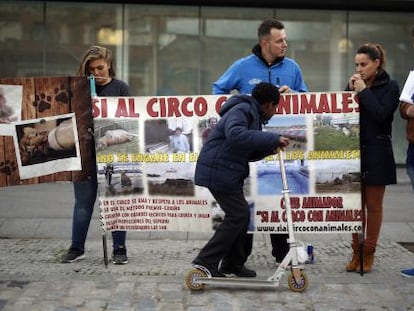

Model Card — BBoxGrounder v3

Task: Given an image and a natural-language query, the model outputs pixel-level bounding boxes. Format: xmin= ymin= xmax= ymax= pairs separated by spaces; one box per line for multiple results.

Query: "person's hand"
xmin=279 ymin=85 xmax=291 ymax=93
xmin=92 ymin=96 xmax=99 ymax=105
xmin=406 ymin=104 xmax=414 ymax=118
xmin=349 ymin=74 xmax=366 ymax=92
xmin=278 ymin=136 xmax=290 ymax=149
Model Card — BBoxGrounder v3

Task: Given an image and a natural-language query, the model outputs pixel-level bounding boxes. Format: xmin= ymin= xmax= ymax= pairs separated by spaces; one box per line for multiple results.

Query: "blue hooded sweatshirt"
xmin=213 ymin=44 xmax=308 ymax=95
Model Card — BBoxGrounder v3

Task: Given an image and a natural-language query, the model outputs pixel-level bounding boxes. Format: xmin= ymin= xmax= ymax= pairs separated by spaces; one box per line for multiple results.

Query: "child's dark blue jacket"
xmin=194 ymin=94 xmax=281 ymax=192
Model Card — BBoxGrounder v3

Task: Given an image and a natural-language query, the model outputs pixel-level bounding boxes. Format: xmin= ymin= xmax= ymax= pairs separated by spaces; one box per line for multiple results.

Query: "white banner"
xmin=95 ymin=92 xmax=362 ymax=234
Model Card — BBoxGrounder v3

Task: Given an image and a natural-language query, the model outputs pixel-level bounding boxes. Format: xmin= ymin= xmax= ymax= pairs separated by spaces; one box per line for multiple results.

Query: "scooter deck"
xmin=194 ymin=276 xmax=280 ymax=288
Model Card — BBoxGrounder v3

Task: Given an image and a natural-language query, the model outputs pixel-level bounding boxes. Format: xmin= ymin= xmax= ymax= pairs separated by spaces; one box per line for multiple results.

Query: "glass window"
xmin=0 ymin=1 xmax=44 ymax=77
xmin=200 ymin=7 xmax=272 ymax=94
xmin=275 ymin=9 xmax=348 ymax=92
xmin=125 ymin=5 xmax=200 ymax=96
xmin=44 ymin=2 xmax=123 ymax=78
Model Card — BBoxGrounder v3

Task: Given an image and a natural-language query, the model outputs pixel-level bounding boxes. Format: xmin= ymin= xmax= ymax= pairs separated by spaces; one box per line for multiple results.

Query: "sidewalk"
xmin=0 ymin=168 xmax=413 ymax=310
xmin=1 ymin=238 xmax=414 ymax=310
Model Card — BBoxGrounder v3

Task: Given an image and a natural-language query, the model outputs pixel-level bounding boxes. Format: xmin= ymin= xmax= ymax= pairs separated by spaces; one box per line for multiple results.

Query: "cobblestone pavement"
xmin=1 ymin=238 xmax=414 ymax=311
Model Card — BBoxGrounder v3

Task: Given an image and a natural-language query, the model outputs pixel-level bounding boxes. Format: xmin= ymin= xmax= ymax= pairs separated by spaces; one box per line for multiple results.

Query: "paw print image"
xmin=54 ymin=84 xmax=70 ymax=104
xmin=33 ymin=93 xmax=51 ymax=112
xmin=0 ymin=160 xmax=17 ymax=176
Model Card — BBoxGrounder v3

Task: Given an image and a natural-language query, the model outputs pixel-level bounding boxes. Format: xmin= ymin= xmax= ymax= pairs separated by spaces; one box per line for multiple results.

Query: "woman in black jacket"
xmin=345 ymin=43 xmax=400 ymax=273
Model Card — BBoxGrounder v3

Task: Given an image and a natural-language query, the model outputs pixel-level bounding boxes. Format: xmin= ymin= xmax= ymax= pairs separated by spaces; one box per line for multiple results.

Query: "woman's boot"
xmin=346 ymin=234 xmax=359 ymax=272
xmin=356 ymin=245 xmax=375 ymax=273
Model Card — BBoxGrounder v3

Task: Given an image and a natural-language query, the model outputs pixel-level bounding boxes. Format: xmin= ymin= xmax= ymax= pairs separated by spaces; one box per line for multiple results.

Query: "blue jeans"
xmin=407 ymin=143 xmax=414 ymax=193
xmin=71 ymin=177 xmax=126 ymax=251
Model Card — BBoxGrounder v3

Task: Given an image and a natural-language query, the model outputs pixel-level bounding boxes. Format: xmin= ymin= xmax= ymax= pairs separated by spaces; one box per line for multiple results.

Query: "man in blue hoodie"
xmin=213 ymin=19 xmax=307 ymax=95
xmin=212 ymin=18 xmax=308 ymax=264
xmin=192 ymin=82 xmax=289 ymax=277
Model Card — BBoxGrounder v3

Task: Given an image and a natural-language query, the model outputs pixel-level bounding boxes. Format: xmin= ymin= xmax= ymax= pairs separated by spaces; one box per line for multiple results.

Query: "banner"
xmin=95 ymin=92 xmax=362 ymax=234
xmin=0 ymin=77 xmax=93 ymax=186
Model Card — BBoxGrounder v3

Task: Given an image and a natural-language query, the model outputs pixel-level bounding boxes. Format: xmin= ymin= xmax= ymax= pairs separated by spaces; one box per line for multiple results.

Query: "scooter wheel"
xmin=287 ymin=270 xmax=308 ymax=292
xmin=185 ymin=268 xmax=207 ymax=290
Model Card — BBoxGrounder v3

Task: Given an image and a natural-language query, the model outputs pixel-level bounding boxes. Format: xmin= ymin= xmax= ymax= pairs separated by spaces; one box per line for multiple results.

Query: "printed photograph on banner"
xmin=257 ymin=115 xmax=309 ymax=195
xmin=94 ymin=119 xmax=139 ymax=154
xmin=145 ymin=118 xmax=193 ymax=154
xmin=198 ymin=116 xmax=218 ymax=146
xmin=97 ymin=162 xmax=144 ymax=197
xmin=314 ymin=159 xmax=360 ymax=193
xmin=167 ymin=117 xmax=193 ymax=152
xmin=257 ymin=158 xmax=309 ymax=195
xmin=144 ymin=119 xmax=171 ymax=153
xmin=311 ymin=113 xmax=360 ymax=193
xmin=313 ymin=113 xmax=359 ymax=150
xmin=269 ymin=115 xmax=307 ymax=151
xmin=13 ymin=113 xmax=81 ymax=179
xmin=0 ymin=84 xmax=23 ymax=136
xmin=145 ymin=162 xmax=195 ymax=196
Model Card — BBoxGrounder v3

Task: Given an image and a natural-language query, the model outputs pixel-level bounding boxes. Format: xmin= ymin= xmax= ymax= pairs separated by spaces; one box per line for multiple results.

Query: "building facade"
xmin=1 ymin=0 xmax=414 ymax=163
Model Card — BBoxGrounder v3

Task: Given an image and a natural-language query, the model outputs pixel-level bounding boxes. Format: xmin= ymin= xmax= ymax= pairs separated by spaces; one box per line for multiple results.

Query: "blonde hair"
xmin=77 ymin=45 xmax=116 ymax=77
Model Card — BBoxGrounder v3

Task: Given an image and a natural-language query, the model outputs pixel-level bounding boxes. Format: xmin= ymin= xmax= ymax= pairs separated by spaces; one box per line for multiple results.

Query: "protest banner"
xmin=95 ymin=92 xmax=362 ymax=234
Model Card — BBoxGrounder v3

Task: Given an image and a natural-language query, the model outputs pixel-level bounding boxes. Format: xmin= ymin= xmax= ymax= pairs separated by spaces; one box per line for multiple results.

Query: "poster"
xmin=0 ymin=76 xmax=93 ymax=186
xmin=95 ymin=92 xmax=362 ymax=234
xmin=13 ymin=113 xmax=81 ymax=179
xmin=0 ymin=84 xmax=23 ymax=135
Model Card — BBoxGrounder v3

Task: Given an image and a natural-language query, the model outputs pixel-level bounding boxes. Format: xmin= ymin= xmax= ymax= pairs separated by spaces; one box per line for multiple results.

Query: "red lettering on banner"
xmin=276 ymin=92 xmax=357 ymax=115
xmin=302 ymin=196 xmax=343 ymax=208
xmin=146 ymin=96 xmax=208 ymax=117
xmin=351 ymin=93 xmax=360 ymax=112
xmin=194 ymin=97 xmax=208 ymax=116
xmin=330 ymin=93 xmax=341 ymax=113
xmin=342 ymin=93 xmax=354 ymax=113
xmin=215 ymin=96 xmax=228 ymax=114
xmin=93 ymin=98 xmax=107 ymax=118
xmin=115 ymin=98 xmax=140 ymax=118
xmin=297 ymin=94 xmax=315 ymax=114
xmin=147 ymin=98 xmax=161 ymax=117
xmin=166 ymin=97 xmax=180 ymax=116
xmin=318 ymin=94 xmax=330 ymax=113
xmin=181 ymin=97 xmax=192 ymax=116
xmin=257 ymin=210 xmax=269 ymax=223
xmin=280 ymin=196 xmax=301 ymax=209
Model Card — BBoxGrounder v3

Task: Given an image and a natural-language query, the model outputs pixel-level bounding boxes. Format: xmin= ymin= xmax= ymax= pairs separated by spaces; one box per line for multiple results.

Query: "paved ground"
xmin=0 ymin=168 xmax=414 ymax=310
xmin=1 ymin=238 xmax=414 ymax=311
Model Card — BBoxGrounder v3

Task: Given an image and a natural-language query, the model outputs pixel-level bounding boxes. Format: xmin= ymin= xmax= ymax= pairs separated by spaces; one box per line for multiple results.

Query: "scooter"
xmin=185 ymin=149 xmax=309 ymax=292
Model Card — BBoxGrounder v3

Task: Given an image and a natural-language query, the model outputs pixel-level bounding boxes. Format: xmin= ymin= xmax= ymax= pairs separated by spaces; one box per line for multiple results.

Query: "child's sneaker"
xmin=401 ymin=267 xmax=414 ymax=278
xmin=192 ymin=259 xmax=225 ymax=277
